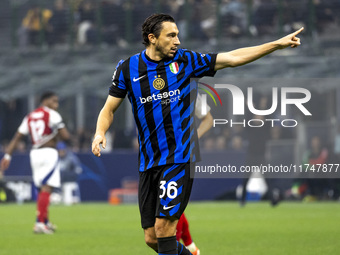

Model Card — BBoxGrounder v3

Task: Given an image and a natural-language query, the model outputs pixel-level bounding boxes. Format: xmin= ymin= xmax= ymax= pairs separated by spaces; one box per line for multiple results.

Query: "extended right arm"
xmin=214 ymin=28 xmax=303 ymax=70
xmin=92 ymin=95 xmax=124 ymax=157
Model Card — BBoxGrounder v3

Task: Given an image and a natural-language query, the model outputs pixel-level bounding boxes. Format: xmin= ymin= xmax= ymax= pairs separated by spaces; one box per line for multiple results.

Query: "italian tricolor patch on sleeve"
xmin=169 ymin=62 xmax=179 ymax=74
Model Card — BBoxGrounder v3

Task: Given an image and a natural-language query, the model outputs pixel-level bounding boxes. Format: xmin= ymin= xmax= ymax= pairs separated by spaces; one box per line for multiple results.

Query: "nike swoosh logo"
xmin=133 ymin=75 xmax=146 ymax=82
xmin=163 ymin=205 xmax=176 ymax=210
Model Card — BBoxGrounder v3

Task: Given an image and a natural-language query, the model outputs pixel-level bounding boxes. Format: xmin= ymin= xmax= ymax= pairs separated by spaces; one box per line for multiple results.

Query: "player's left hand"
xmin=92 ymin=134 xmax=106 ymax=157
xmin=275 ymin=27 xmax=304 ymax=49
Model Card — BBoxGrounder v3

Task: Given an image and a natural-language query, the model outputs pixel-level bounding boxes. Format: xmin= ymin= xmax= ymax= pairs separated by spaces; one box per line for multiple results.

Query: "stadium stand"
xmin=1 ymin=0 xmax=340 ymax=202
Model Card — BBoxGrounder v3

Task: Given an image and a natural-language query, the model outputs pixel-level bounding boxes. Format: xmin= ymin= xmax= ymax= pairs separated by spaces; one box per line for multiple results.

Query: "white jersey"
xmin=18 ymin=106 xmax=65 ymax=149
xmin=195 ymin=93 xmax=211 ymax=119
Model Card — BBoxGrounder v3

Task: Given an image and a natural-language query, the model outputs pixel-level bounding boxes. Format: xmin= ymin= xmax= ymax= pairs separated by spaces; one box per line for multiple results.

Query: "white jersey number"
xmin=29 ymin=119 xmax=46 ymax=143
xmin=159 ymin=181 xmax=178 ymax=199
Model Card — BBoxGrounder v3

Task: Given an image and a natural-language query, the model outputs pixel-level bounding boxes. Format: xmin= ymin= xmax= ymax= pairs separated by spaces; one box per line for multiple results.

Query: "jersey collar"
xmin=142 ymin=50 xmax=177 ymax=66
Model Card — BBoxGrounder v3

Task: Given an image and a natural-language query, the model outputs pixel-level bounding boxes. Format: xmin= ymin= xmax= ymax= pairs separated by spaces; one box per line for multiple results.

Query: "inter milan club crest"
xmin=153 ymin=76 xmax=165 ymax=90
xmin=169 ymin=62 xmax=179 ymax=74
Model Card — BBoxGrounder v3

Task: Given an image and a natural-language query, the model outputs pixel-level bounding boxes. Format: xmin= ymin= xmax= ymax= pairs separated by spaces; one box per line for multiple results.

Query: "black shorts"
xmin=138 ymin=163 xmax=194 ymax=229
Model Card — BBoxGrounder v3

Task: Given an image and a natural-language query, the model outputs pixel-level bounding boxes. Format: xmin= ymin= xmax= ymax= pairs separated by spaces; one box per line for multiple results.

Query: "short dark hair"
xmin=40 ymin=91 xmax=57 ymax=103
xmin=142 ymin=13 xmax=176 ymax=46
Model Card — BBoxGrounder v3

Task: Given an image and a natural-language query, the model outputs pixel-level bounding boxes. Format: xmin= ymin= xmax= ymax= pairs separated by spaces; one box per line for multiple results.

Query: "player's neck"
xmin=41 ymin=103 xmax=53 ymax=110
xmin=145 ymin=47 xmax=163 ymax=62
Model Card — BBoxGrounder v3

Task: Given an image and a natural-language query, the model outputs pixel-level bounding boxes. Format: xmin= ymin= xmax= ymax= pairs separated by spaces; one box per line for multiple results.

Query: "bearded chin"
xmin=155 ymin=43 xmax=170 ymax=58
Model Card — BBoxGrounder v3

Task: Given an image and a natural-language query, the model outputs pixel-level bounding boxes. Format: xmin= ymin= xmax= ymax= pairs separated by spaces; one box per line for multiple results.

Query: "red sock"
xmin=180 ymin=213 xmax=193 ymax=246
xmin=176 ymin=214 xmax=184 ymax=241
xmin=37 ymin=191 xmax=50 ymax=223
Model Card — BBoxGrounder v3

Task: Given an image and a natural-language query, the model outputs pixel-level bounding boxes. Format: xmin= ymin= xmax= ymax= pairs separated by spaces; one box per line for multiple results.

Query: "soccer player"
xmin=92 ymin=14 xmax=303 ymax=255
xmin=0 ymin=92 xmax=70 ymax=234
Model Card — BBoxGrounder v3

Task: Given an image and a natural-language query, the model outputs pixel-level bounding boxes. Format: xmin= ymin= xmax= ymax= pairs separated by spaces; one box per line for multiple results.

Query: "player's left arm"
xmin=0 ymin=132 xmax=25 ymax=171
xmin=197 ymin=111 xmax=213 ymax=139
xmin=214 ymin=27 xmax=303 ymax=70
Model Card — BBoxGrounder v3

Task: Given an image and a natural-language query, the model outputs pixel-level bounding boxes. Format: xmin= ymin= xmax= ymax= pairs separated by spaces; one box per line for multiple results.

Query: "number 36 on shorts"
xmin=159 ymin=181 xmax=178 ymax=199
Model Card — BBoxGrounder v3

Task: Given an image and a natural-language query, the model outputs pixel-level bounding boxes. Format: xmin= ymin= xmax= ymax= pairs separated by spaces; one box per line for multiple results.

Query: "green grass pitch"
xmin=0 ymin=202 xmax=339 ymax=254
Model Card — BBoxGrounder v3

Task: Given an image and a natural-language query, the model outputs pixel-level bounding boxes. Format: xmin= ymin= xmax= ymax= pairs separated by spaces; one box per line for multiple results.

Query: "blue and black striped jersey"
xmin=109 ymin=49 xmax=217 ymax=172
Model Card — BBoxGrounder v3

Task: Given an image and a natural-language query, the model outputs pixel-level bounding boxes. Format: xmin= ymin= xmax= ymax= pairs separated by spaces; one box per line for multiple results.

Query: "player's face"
xmin=155 ymin=22 xmax=180 ymax=59
xmin=47 ymin=95 xmax=59 ymax=110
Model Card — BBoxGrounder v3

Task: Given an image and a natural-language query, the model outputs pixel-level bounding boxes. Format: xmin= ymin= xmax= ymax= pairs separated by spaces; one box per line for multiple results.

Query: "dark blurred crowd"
xmin=16 ymin=0 xmax=340 ymax=48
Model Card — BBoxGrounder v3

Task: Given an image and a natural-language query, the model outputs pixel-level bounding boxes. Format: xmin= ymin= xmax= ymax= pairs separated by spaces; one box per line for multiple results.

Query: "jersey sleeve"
xmin=49 ymin=110 xmax=65 ymax=130
xmin=17 ymin=116 xmax=29 ymax=135
xmin=187 ymin=51 xmax=217 ymax=78
xmin=109 ymin=60 xmax=127 ymax=98
xmin=195 ymin=93 xmax=211 ymax=119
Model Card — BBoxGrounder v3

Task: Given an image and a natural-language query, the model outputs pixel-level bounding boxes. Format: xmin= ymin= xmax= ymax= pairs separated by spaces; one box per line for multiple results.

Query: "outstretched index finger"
xmin=293 ymin=27 xmax=304 ymax=36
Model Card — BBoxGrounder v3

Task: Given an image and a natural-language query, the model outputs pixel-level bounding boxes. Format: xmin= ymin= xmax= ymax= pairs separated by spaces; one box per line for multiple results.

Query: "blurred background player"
xmin=176 ymin=93 xmax=213 ymax=255
xmin=0 ymin=91 xmax=70 ymax=234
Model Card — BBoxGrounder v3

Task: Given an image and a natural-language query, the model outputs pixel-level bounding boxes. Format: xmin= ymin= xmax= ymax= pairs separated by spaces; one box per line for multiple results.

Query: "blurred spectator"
xmin=220 ymin=0 xmax=247 ymax=37
xmin=49 ymin=0 xmax=70 ymax=45
xmin=202 ymin=136 xmax=215 ymax=151
xmin=177 ymin=0 xmax=209 ymax=42
xmin=314 ymin=0 xmax=336 ymax=34
xmin=57 ymin=142 xmax=82 ymax=205
xmin=230 ymin=125 xmax=245 ymax=140
xmin=76 ymin=128 xmax=93 ymax=152
xmin=220 ymin=127 xmax=231 ymax=144
xmin=76 ymin=0 xmax=97 ymax=45
xmin=229 ymin=135 xmax=245 ymax=151
xmin=57 ymin=142 xmax=82 ymax=183
xmin=270 ymin=124 xmax=293 ymax=141
xmin=215 ymin=135 xmax=228 ymax=150
xmin=17 ymin=5 xmax=53 ymax=48
xmin=249 ymin=0 xmax=277 ymax=36
xmin=100 ymin=0 xmax=125 ymax=46
xmin=159 ymin=0 xmax=174 ymax=16
xmin=167 ymin=0 xmax=181 ymax=18
xmin=304 ymin=136 xmax=328 ymax=168
xmin=133 ymin=0 xmax=157 ymax=43
xmin=197 ymin=0 xmax=217 ymax=42
xmin=119 ymin=0 xmax=135 ymax=43
xmin=281 ymin=0 xmax=306 ymax=33
xmin=270 ymin=125 xmax=282 ymax=140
